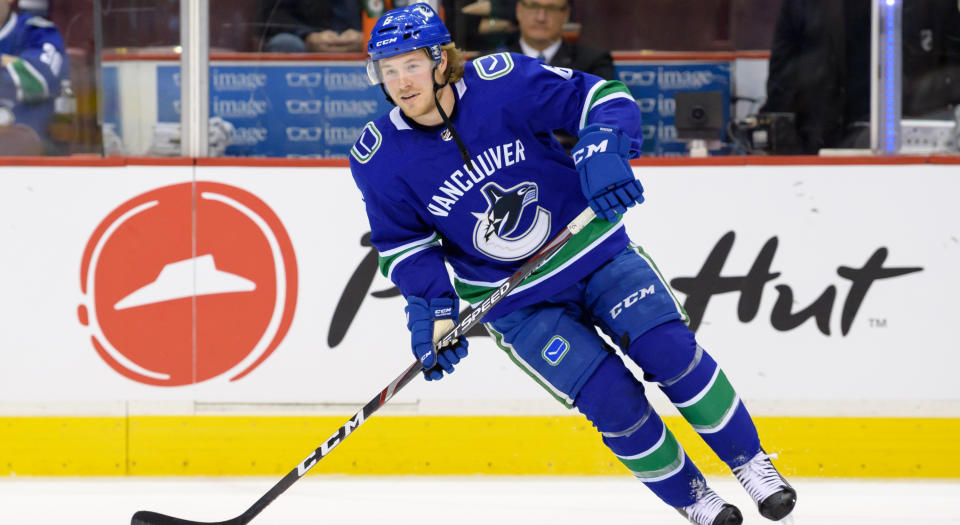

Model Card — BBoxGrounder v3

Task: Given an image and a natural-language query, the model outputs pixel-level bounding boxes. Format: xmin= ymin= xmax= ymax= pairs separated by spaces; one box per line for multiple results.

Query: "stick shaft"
xmin=131 ymin=207 xmax=596 ymax=525
xmin=437 ymin=207 xmax=595 ymax=348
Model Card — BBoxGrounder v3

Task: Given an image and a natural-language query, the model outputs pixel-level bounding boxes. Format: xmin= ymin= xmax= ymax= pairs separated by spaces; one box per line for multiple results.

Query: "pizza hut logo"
xmin=77 ymin=182 xmax=298 ymax=386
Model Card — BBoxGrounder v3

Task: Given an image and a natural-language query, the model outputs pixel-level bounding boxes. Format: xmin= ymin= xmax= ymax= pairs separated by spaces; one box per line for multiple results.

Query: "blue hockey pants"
xmin=486 ymin=246 xmax=761 ymax=507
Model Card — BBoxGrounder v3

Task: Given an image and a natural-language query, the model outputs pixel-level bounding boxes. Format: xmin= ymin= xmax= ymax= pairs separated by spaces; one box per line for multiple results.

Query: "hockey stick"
xmin=131 ymin=207 xmax=597 ymax=525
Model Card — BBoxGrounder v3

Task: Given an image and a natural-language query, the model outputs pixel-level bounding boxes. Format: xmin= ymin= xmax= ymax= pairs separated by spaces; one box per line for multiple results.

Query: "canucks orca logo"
xmin=472 ymin=182 xmax=551 ymax=261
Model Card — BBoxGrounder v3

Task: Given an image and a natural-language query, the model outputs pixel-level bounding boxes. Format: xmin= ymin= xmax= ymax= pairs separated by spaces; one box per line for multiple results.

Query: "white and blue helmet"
xmin=365 ymin=3 xmax=452 ymax=85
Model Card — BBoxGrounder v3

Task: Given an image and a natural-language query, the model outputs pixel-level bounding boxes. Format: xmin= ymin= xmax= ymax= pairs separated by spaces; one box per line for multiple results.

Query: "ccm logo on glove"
xmin=573 ymin=124 xmax=644 ymax=222
xmin=573 ymin=140 xmax=608 ymax=164
xmin=405 ymin=295 xmax=470 ymax=381
xmin=572 ymin=127 xmax=616 ymax=165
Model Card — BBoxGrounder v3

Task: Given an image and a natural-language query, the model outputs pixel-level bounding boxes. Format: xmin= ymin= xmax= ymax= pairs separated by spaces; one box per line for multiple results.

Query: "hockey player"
xmin=0 ymin=0 xmax=69 ymax=149
xmin=349 ymin=5 xmax=797 ymax=524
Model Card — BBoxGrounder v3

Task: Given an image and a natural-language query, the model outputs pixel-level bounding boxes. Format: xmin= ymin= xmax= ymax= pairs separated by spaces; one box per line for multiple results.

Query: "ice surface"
xmin=1 ymin=476 xmax=957 ymax=524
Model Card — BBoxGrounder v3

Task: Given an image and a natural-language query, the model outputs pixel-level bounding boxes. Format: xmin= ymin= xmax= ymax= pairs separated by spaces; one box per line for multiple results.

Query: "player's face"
xmin=379 ymin=49 xmax=444 ymax=122
xmin=516 ymin=0 xmax=569 ymax=48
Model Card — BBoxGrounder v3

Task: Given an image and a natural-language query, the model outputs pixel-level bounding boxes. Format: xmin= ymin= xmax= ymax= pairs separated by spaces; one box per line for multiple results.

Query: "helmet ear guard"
xmin=365 ymin=60 xmax=382 ymax=86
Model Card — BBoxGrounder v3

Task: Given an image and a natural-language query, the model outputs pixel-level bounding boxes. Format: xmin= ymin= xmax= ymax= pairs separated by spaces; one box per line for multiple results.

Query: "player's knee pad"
xmin=627 ymin=321 xmax=724 ymax=405
xmin=630 ymin=322 xmax=746 ymax=438
xmin=625 ymin=320 xmax=701 ymax=384
xmin=576 ymin=354 xmax=648 ymax=432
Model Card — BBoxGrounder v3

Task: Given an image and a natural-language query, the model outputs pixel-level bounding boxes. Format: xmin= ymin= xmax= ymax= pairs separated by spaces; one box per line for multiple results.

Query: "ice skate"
xmin=676 ymin=487 xmax=743 ymax=525
xmin=732 ymin=450 xmax=797 ymax=521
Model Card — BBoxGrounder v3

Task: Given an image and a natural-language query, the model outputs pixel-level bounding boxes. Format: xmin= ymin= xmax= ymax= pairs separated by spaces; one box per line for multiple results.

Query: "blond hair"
xmin=441 ymin=43 xmax=466 ymax=84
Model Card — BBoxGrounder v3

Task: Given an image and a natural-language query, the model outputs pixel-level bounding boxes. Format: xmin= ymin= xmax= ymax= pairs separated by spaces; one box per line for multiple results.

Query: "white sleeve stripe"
xmin=19 ymin=59 xmax=50 ymax=98
xmin=387 ymin=242 xmax=440 ymax=281
xmin=580 ymin=91 xmax=637 ymax=130
xmin=0 ymin=12 xmax=17 ymax=41
xmin=454 ymin=274 xmax=508 ymax=288
xmin=4 ymin=63 xmax=22 ymax=102
xmin=378 ymin=232 xmax=440 ymax=257
xmin=591 ymin=92 xmax=636 ymax=110
xmin=578 ymin=80 xmax=606 ymax=131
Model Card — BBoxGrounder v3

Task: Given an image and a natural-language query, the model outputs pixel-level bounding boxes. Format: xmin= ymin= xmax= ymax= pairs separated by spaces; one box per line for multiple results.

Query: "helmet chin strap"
xmin=379 ymin=84 xmax=395 ymax=106
xmin=378 ymin=55 xmax=476 ymax=173
xmin=431 ymin=64 xmax=477 ymax=174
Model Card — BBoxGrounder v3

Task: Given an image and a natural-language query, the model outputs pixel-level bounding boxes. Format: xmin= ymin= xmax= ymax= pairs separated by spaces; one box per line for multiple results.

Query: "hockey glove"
xmin=573 ymin=123 xmax=644 ymax=222
xmin=405 ymin=296 xmax=469 ymax=381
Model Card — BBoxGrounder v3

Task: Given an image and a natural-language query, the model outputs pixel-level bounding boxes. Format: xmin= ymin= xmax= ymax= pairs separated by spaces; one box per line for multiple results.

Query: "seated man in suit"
xmin=259 ymin=0 xmax=363 ymax=53
xmin=509 ymin=0 xmax=615 ymax=150
xmin=510 ymin=0 xmax=613 ymax=80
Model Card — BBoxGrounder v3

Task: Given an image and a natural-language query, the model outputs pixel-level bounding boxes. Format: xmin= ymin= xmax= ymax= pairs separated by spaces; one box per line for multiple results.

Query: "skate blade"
xmin=778 ymin=514 xmax=796 ymax=525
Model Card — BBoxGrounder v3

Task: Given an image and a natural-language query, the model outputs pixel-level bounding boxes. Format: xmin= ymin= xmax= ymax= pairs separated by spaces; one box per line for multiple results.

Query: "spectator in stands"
xmin=901 ymin=0 xmax=960 ymax=120
xmin=508 ymin=0 xmax=613 ymax=80
xmin=460 ymin=0 xmax=613 ymax=78
xmin=259 ymin=0 xmax=363 ymax=53
xmin=760 ymin=1 xmax=863 ymax=154
xmin=761 ymin=0 xmax=960 ymax=154
xmin=0 ymin=0 xmax=69 ymax=153
xmin=456 ymin=0 xmax=517 ymax=50
xmin=493 ymin=0 xmax=613 ymax=151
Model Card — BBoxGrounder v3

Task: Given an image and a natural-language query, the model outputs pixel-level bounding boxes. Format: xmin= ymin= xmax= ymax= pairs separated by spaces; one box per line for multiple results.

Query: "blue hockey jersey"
xmin=350 ymin=52 xmax=641 ymax=320
xmin=0 ymin=11 xmax=69 ymax=140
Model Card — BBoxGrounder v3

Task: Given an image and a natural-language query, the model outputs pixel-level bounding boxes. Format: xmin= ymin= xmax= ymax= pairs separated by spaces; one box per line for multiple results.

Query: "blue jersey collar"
xmin=391 ymin=77 xmax=468 ymax=133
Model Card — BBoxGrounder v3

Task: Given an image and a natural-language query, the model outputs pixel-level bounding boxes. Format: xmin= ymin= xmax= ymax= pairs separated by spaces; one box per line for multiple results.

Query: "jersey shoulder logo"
xmin=351 ymin=121 xmax=382 ymax=164
xmin=474 ymin=53 xmax=515 ymax=80
xmin=471 ymin=181 xmax=551 ymax=261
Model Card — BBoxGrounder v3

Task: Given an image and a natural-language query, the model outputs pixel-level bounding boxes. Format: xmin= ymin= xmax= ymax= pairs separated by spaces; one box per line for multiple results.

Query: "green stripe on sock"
xmin=676 ymin=369 xmax=738 ymax=431
xmin=617 ymin=427 xmax=684 ymax=480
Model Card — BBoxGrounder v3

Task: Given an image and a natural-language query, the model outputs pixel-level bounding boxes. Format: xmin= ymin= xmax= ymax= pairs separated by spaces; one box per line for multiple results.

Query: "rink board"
xmin=2 ymin=415 xmax=959 ymax=478
xmin=0 ymin=160 xmax=958 ymax=477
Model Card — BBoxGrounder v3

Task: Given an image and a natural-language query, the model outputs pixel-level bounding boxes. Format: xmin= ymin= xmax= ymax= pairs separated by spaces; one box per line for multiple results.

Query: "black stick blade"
xmin=131 ymin=510 xmax=244 ymax=525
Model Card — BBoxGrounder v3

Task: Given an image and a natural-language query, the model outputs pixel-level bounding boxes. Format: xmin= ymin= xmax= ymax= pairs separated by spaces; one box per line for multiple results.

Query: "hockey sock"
xmin=626 ymin=321 xmax=761 ymax=468
xmin=607 ymin=416 xmax=708 ymax=507
xmin=576 ymin=353 xmax=707 ymax=507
